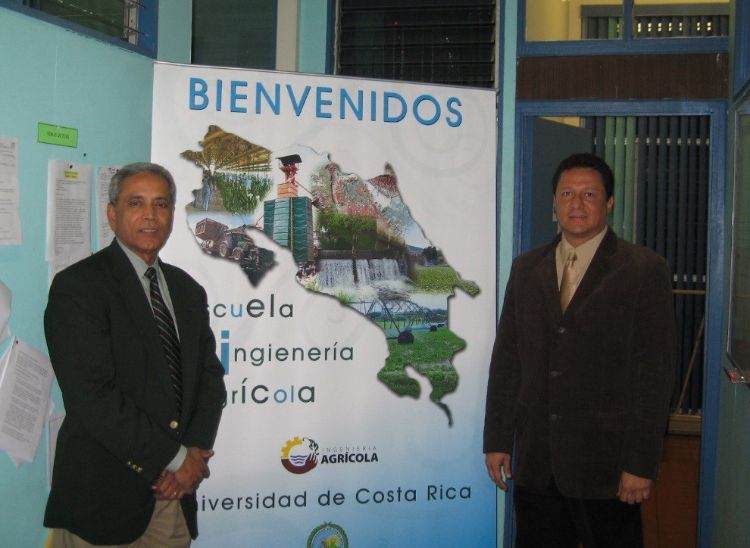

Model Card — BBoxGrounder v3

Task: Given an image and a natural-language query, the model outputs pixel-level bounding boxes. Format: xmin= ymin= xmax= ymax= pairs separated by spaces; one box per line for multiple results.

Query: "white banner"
xmin=152 ymin=62 xmax=498 ymax=547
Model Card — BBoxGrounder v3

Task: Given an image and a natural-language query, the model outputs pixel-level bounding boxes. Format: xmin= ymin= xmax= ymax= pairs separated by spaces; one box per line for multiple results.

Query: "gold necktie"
xmin=560 ymin=251 xmax=577 ymax=313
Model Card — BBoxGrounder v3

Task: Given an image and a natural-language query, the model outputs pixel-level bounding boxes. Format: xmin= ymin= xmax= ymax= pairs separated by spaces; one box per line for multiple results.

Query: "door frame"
xmin=511 ymin=100 xmax=727 ymax=548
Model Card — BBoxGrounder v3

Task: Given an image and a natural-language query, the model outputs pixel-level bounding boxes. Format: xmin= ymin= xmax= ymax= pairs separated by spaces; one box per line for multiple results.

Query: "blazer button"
xmin=557 ymin=327 xmax=566 ymax=334
xmin=550 ymin=370 xmax=561 ymax=378
xmin=550 ymin=413 xmax=559 ymax=421
xmin=169 ymin=420 xmax=179 ymax=430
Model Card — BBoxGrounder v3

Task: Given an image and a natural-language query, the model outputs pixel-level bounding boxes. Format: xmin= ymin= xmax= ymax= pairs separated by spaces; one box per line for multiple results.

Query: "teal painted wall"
xmin=297 ymin=0 xmax=329 ymax=74
xmin=712 ymin=69 xmax=750 ymax=546
xmin=498 ymin=2 xmax=516 ymax=297
xmin=493 ymin=2 xmax=516 ymax=546
xmin=713 ymin=376 xmax=750 ymax=548
xmin=712 ymin=3 xmax=750 ymax=546
xmin=158 ymin=0 xmax=193 ymax=64
xmin=0 ymin=3 xmax=190 ymax=545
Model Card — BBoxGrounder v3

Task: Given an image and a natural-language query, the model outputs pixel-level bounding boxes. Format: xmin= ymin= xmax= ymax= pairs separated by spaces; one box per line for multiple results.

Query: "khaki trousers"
xmin=50 ymin=500 xmax=191 ymax=548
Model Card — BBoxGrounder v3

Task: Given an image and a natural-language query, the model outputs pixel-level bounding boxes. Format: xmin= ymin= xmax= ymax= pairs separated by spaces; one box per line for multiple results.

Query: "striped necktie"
xmin=145 ymin=267 xmax=183 ymax=413
xmin=560 ymin=251 xmax=577 ymax=313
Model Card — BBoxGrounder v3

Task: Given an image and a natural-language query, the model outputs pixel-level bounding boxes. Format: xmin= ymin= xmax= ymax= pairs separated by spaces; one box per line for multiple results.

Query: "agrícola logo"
xmin=282 ymin=436 xmax=380 ymax=474
xmin=280 ymin=437 xmax=319 ymax=474
xmin=307 ymin=522 xmax=348 ymax=548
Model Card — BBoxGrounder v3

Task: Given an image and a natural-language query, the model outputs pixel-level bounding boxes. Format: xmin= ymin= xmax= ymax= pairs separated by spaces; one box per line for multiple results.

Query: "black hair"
xmin=551 ymin=153 xmax=614 ymax=199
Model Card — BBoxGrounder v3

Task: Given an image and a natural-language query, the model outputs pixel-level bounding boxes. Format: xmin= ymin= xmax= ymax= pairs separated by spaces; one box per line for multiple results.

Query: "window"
xmin=734 ymin=0 xmax=750 ymax=96
xmin=192 ymin=0 xmax=277 ymax=70
xmin=521 ymin=0 xmax=729 ymax=55
xmin=336 ymin=0 xmax=497 ymax=88
xmin=728 ymin=99 xmax=750 ymax=380
xmin=582 ymin=3 xmax=729 ymax=40
xmin=525 ymin=0 xmax=625 ymax=42
xmin=1 ymin=0 xmax=156 ymax=54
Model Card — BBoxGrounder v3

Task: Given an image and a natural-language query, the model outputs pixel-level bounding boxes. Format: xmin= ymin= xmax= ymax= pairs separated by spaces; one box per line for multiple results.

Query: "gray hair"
xmin=109 ymin=162 xmax=177 ymax=205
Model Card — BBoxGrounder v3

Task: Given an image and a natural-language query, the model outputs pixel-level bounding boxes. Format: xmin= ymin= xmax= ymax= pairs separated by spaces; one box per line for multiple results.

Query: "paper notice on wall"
xmin=46 ymin=160 xmax=92 ymax=273
xmin=0 ymin=136 xmax=21 ymax=245
xmin=0 ymin=338 xmax=54 ymax=464
xmin=96 ymin=166 xmax=119 ymax=250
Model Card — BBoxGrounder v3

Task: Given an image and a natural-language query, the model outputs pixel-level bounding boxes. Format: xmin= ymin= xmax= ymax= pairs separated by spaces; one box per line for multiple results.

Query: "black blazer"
xmin=44 ymin=241 xmax=226 ymax=544
xmin=484 ymin=229 xmax=675 ymax=499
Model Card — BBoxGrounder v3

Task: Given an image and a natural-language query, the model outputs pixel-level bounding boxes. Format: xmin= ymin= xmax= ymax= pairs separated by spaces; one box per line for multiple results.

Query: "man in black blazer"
xmin=484 ymin=153 xmax=675 ymax=547
xmin=44 ymin=163 xmax=226 ymax=546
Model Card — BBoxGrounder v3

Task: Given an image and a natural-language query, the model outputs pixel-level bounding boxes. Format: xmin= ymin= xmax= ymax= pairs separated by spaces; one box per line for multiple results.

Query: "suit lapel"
xmin=537 ymin=237 xmax=563 ymax=324
xmin=564 ymin=228 xmax=617 ymax=314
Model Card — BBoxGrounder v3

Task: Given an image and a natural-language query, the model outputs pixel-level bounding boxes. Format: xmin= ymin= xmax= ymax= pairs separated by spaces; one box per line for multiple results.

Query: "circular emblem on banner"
xmin=281 ymin=436 xmax=319 ymax=474
xmin=307 ymin=522 xmax=349 ymax=548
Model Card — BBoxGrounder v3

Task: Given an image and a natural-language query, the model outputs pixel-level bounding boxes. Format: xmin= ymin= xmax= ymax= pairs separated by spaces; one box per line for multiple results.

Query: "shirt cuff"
xmin=166 ymin=445 xmax=187 ymax=473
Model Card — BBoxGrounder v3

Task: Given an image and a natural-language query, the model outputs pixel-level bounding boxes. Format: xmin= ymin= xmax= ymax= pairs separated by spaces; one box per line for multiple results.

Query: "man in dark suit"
xmin=484 ymin=153 xmax=675 ymax=547
xmin=44 ymin=163 xmax=226 ymax=547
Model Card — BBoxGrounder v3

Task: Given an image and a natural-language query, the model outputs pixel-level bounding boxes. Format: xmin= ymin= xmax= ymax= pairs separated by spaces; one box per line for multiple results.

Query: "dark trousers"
xmin=514 ymin=479 xmax=643 ymax=548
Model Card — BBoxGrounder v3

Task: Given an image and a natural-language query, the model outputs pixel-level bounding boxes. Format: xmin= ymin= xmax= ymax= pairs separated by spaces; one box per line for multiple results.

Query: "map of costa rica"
xmin=181 ymin=125 xmax=479 ymax=425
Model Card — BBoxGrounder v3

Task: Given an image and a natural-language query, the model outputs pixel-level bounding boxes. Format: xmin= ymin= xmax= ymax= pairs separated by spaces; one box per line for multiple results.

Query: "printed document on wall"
xmin=96 ymin=166 xmax=119 ymax=250
xmin=46 ymin=160 xmax=92 ymax=274
xmin=0 ymin=136 xmax=21 ymax=245
xmin=0 ymin=338 xmax=54 ymax=463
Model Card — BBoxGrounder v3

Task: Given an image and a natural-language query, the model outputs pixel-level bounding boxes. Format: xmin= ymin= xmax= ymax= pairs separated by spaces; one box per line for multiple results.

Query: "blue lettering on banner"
xmin=256 ymin=82 xmax=280 ymax=114
xmin=383 ymin=92 xmax=407 ymax=123
xmin=224 ymin=379 xmax=316 ymax=406
xmin=220 ymin=330 xmax=230 ymax=374
xmin=230 ymin=81 xmax=248 ymax=113
xmin=340 ymin=89 xmax=364 ymax=120
xmin=287 ymin=84 xmax=311 ymax=116
xmin=316 ymin=87 xmax=333 ymax=118
xmin=413 ymin=94 xmax=441 ymax=126
xmin=445 ymin=97 xmax=463 ymax=127
xmin=189 ymin=77 xmax=208 ymax=110
xmin=187 ymin=77 xmax=464 ymax=127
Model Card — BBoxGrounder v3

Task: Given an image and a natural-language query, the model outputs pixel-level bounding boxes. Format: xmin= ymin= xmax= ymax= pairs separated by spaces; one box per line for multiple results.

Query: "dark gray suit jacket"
xmin=44 ymin=241 xmax=226 ymax=543
xmin=484 ymin=229 xmax=675 ymax=499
